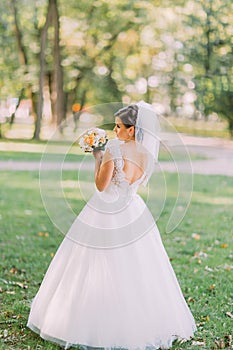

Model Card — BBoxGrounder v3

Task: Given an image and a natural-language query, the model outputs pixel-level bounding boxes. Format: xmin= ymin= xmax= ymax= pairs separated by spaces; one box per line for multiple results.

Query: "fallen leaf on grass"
xmin=9 ymin=267 xmax=26 ymax=275
xmin=209 ymin=284 xmax=216 ymax=291
xmin=9 ymin=267 xmax=18 ymax=274
xmin=14 ymin=282 xmax=28 ymax=289
xmin=198 ymin=315 xmax=210 ymax=325
xmin=187 ymin=297 xmax=195 ymax=303
xmin=224 ymin=264 xmax=232 ymax=271
xmin=2 ymin=280 xmax=28 ymax=290
xmin=214 ymin=335 xmax=233 ymax=349
xmin=215 ymin=339 xmax=225 ymax=349
xmin=192 ymin=233 xmax=201 ymax=240
xmin=220 ymin=243 xmax=228 ymax=248
xmin=192 ymin=340 xmax=205 ymax=346
xmin=193 ymin=251 xmax=208 ymax=258
xmin=37 ymin=231 xmax=49 ymax=237
xmin=226 ymin=311 xmax=233 ymax=319
xmin=6 ymin=291 xmax=15 ymax=295
xmin=205 ymin=266 xmax=214 ymax=272
xmin=224 ymin=335 xmax=232 ymax=347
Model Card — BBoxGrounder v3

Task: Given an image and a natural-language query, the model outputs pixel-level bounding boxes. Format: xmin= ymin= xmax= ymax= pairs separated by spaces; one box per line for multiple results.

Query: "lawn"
xmin=0 ymin=155 xmax=232 ymax=349
xmin=0 ymin=146 xmax=206 ymax=163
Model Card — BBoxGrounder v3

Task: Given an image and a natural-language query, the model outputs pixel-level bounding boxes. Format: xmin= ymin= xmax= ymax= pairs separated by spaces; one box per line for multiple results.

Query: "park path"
xmin=161 ymin=134 xmax=233 ymax=176
xmin=0 ymin=134 xmax=233 ymax=176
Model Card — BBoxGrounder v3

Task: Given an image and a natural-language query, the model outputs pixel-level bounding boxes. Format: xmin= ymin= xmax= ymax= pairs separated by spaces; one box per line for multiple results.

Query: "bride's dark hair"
xmin=114 ymin=104 xmax=138 ymax=128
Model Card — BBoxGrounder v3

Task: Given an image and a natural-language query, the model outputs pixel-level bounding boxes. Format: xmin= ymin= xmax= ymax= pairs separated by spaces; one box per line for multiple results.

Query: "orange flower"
xmin=72 ymin=103 xmax=81 ymax=113
xmin=84 ymin=136 xmax=94 ymax=146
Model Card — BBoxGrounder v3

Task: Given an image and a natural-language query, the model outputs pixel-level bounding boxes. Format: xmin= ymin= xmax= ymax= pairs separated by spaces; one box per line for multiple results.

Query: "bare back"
xmin=120 ymin=141 xmax=147 ymax=185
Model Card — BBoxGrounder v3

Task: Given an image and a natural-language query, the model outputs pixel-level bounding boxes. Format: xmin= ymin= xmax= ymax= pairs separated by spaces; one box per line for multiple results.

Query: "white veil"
xmin=135 ymin=100 xmax=161 ymax=185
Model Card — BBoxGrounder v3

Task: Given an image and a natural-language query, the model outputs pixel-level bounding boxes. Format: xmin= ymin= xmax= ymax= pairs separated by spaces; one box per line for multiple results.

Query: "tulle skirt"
xmin=27 ymin=192 xmax=196 ymax=349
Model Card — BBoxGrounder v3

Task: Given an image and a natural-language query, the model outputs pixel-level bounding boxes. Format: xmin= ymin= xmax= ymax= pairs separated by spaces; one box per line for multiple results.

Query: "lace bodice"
xmin=106 ymin=139 xmax=147 ymax=194
xmin=108 ymin=141 xmax=126 ymax=187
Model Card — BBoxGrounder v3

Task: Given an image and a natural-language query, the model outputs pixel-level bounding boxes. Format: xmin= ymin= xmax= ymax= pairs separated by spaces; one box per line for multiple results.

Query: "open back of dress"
xmin=104 ymin=138 xmax=154 ymax=190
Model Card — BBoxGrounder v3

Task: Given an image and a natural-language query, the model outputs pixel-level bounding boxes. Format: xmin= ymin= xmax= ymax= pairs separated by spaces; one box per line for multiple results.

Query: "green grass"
xmin=174 ymin=125 xmax=230 ymax=139
xmin=166 ymin=117 xmax=231 ymax=140
xmin=0 ymin=151 xmax=87 ymax=162
xmin=0 ymin=166 xmax=232 ymax=349
xmin=0 ymin=148 xmax=207 ymax=163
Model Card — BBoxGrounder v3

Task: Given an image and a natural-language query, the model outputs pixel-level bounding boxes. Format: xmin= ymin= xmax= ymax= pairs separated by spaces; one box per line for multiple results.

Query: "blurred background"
xmin=0 ymin=0 xmax=233 ymax=141
xmin=1 ymin=3 xmax=233 ymax=349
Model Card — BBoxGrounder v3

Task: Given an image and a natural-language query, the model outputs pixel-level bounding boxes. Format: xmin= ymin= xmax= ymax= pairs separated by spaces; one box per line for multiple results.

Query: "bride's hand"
xmin=92 ymin=149 xmax=103 ymax=160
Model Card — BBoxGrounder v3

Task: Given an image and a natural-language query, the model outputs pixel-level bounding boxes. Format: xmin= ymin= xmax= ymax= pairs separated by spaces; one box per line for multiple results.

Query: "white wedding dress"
xmin=27 ymin=139 xmax=196 ymax=349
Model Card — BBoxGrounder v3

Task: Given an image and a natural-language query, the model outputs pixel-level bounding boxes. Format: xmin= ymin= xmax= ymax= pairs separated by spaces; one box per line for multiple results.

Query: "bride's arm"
xmin=93 ymin=150 xmax=114 ymax=192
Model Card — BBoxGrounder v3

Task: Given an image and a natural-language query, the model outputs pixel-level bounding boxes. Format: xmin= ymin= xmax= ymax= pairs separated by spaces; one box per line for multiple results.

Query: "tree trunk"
xmin=228 ymin=118 xmax=233 ymax=138
xmin=47 ymin=71 xmax=56 ymax=124
xmin=9 ymin=88 xmax=25 ymax=125
xmin=10 ymin=0 xmax=28 ymax=67
xmin=10 ymin=0 xmax=37 ymax=130
xmin=52 ymin=0 xmax=66 ymax=128
xmin=33 ymin=0 xmax=53 ymax=140
xmin=73 ymin=89 xmax=87 ymax=131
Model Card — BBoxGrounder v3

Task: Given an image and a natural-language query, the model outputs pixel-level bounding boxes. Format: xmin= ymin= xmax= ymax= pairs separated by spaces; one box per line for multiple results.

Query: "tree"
xmin=34 ymin=0 xmax=66 ymax=139
xmin=184 ymin=0 xmax=233 ymax=135
xmin=2 ymin=0 xmax=233 ymax=139
xmin=59 ymin=1 xmax=152 ymax=108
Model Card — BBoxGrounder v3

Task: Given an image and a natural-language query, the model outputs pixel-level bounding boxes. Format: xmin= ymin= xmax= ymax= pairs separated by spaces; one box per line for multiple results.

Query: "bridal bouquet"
xmin=77 ymin=128 xmax=108 ymax=152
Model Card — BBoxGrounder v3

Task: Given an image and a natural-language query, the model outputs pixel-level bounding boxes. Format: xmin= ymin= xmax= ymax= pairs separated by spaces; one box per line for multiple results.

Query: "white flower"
xmin=77 ymin=128 xmax=108 ymax=152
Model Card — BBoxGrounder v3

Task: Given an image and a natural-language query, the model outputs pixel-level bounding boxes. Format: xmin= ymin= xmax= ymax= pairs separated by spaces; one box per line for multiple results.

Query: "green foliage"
xmin=1 ymin=0 xmax=233 ymax=136
xmin=0 ymin=4 xmax=19 ymax=97
xmin=183 ymin=0 xmax=233 ymax=132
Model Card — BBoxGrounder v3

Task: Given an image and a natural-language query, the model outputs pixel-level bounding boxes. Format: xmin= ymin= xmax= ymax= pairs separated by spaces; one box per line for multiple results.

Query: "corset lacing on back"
xmin=106 ymin=139 xmax=147 ymax=197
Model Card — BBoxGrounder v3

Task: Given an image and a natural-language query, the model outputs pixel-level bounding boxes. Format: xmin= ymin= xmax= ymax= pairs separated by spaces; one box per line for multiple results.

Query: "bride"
xmin=27 ymin=101 xmax=196 ymax=349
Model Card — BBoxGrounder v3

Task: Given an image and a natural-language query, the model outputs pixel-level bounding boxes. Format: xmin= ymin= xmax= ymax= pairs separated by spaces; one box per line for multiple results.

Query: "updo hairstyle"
xmin=114 ymin=104 xmax=138 ymax=128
